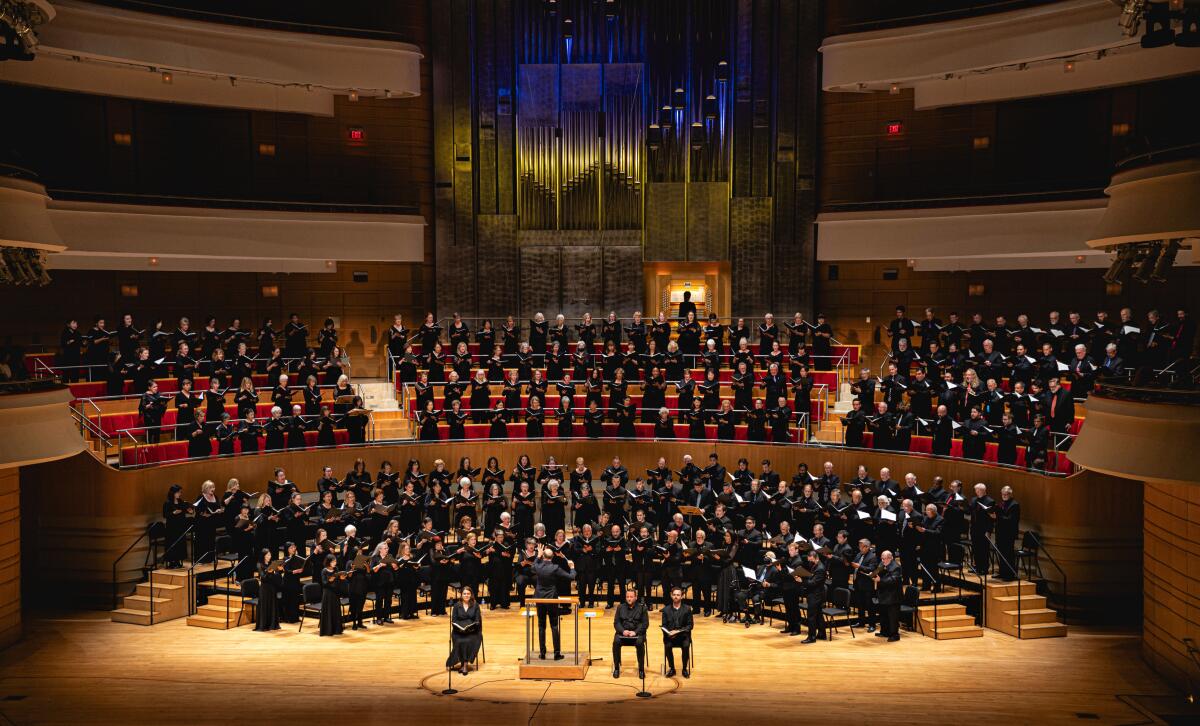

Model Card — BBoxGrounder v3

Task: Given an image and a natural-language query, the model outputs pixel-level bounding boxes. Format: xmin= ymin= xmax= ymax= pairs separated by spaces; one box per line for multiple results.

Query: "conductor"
xmin=532 ymin=545 xmax=575 ymax=660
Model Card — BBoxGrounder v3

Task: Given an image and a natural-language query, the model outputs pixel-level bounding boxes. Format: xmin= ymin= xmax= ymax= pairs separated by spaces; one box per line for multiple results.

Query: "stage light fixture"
xmin=1132 ymin=241 xmax=1162 ymax=283
xmin=1119 ymin=0 xmax=1146 ymax=36
xmin=1141 ymin=2 xmax=1176 ymax=47
xmin=1151 ymin=239 xmax=1181 ymax=282
xmin=889 ymin=83 xmax=900 ymax=95
xmin=161 ymin=70 xmax=172 ymax=84
xmin=348 ymin=90 xmax=359 ymax=102
xmin=1102 ymin=245 xmax=1138 ymax=285
xmin=1063 ymin=60 xmax=1075 ymax=72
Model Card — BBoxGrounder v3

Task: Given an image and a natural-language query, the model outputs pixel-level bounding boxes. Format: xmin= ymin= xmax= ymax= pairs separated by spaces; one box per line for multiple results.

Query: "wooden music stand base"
xmin=518 ymin=651 xmax=591 ymax=680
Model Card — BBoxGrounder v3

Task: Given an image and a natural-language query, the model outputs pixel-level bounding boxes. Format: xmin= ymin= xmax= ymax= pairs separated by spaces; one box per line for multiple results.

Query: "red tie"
xmin=1050 ymin=393 xmax=1057 ymax=420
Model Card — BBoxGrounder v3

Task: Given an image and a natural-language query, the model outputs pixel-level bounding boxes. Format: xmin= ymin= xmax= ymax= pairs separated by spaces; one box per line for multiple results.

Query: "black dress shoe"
xmin=612 ymin=667 xmax=620 ymax=678
xmin=788 ymin=630 xmax=802 ymax=636
xmin=887 ymin=635 xmax=900 ymax=642
xmin=874 ymin=631 xmax=888 ymax=637
xmin=553 ymin=653 xmax=565 ymax=661
xmin=540 ymin=652 xmax=547 ymax=659
xmin=638 ymin=669 xmax=645 ymax=679
xmin=682 ymin=668 xmax=690 ymax=678
xmin=867 ymin=625 xmax=876 ymax=633
xmin=666 ymin=667 xmax=676 ymax=677
xmin=801 ymin=637 xmax=817 ymax=644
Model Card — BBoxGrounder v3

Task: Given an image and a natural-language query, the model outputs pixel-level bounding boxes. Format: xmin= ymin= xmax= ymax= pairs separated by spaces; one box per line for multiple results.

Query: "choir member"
xmin=446 ymin=586 xmax=483 ymax=675
xmin=319 ymin=554 xmax=345 ymax=636
xmin=612 ymin=587 xmax=649 ymax=678
xmin=661 ymin=586 xmax=693 ymax=677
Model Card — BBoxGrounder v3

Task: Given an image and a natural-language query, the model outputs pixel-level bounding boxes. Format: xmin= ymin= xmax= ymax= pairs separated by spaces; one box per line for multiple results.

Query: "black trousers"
xmin=783 ymin=590 xmax=801 ymax=631
xmin=349 ymin=593 xmax=367 ymax=625
xmin=997 ymin=535 xmax=1017 ymax=579
xmin=536 ymin=603 xmax=561 ymax=655
xmin=879 ymin=601 xmax=900 ymax=637
xmin=806 ymin=596 xmax=826 ymax=638
xmin=374 ymin=583 xmax=392 ymax=621
xmin=854 ymin=587 xmax=876 ymax=627
xmin=613 ymin=636 xmax=645 ymax=669
xmin=663 ymin=636 xmax=690 ymax=670
xmin=578 ymin=570 xmax=597 ymax=607
xmin=971 ymin=532 xmax=991 ymax=574
xmin=692 ymin=576 xmax=712 ymax=611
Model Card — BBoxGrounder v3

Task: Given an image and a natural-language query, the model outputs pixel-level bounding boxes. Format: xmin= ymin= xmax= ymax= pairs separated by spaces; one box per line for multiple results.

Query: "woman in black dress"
xmin=162 ymin=485 xmax=192 ymax=568
xmin=715 ymin=399 xmax=736 ymax=441
xmin=457 ymin=532 xmax=483 ymax=597
xmin=554 ymin=396 xmax=574 ymax=439
xmin=302 ymin=375 xmax=323 ymax=416
xmin=418 ymin=400 xmax=441 ymax=441
xmin=483 ymin=480 xmax=507 ymax=534
xmin=685 ymin=398 xmax=707 ymax=440
xmin=572 ymin=482 xmax=600 ymax=529
xmin=446 ymin=587 xmax=483 ymax=675
xmin=614 ymin=395 xmax=636 ymax=439
xmin=446 ymin=399 xmax=468 ymax=440
xmin=369 ymin=541 xmax=397 ymax=625
xmin=642 ymin=368 xmax=667 ymax=423
xmin=255 ymin=548 xmax=282 ymax=632
xmin=395 ymin=541 xmax=420 ymax=620
xmin=489 ymin=402 xmax=508 ymax=439
xmin=541 ymin=479 xmax=567 ymax=535
xmin=318 ymin=554 xmax=345 ymax=636
xmin=653 ymin=407 xmax=675 ymax=439
xmin=426 ymin=480 xmax=451 ymax=533
xmin=316 ymin=406 xmax=337 ymax=447
xmin=525 ymin=398 xmax=545 ymax=438
xmin=468 ymin=370 xmax=491 ymax=423
xmin=511 ymin=479 xmax=536 ymax=540
xmin=193 ymin=480 xmax=223 ymax=563
xmin=280 ymin=540 xmax=305 ymax=623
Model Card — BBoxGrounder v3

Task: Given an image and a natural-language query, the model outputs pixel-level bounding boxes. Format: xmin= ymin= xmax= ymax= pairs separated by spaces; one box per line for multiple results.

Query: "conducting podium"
xmin=519 ymin=597 xmax=590 ymax=680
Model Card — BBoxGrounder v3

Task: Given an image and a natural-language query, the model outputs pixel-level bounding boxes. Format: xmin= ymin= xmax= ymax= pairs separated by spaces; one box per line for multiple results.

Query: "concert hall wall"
xmin=819 ymin=75 xmax=1200 ymax=210
xmin=18 ymin=442 xmax=1142 ymax=624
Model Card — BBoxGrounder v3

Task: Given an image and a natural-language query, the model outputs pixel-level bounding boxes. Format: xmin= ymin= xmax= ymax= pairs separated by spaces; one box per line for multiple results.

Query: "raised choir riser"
xmin=914 ymin=603 xmax=985 ymax=639
xmin=983 ymin=582 xmax=1068 ymax=639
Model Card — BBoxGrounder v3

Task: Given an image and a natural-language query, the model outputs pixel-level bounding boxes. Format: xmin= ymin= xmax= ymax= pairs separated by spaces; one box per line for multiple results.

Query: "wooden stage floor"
xmin=0 ymin=609 xmax=1180 ymax=725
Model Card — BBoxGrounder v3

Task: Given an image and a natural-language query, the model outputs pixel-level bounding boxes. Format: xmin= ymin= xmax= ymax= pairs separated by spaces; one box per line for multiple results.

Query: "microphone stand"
xmin=636 ymin=637 xmax=652 ymax=699
xmin=442 ymin=618 xmax=458 ymax=695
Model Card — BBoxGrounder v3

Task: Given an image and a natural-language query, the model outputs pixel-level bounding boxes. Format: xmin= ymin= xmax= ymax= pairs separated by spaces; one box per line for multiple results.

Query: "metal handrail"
xmin=226 ymin=555 xmax=251 ymax=625
xmin=186 ymin=550 xmax=216 ymax=616
xmin=111 ymin=523 xmax=155 ymax=610
xmin=1026 ymin=531 xmax=1068 ymax=624
xmin=985 ymin=537 xmax=1022 ymax=639
xmin=917 ymin=561 xmax=939 ymax=635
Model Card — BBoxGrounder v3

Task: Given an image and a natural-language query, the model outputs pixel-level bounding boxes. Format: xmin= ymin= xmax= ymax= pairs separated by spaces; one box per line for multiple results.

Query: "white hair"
xmin=344 ymin=525 xmax=357 ymax=536
xmin=270 ymin=406 xmax=282 ymax=416
xmin=1075 ymin=343 xmax=1086 ymax=352
xmin=459 ymin=476 xmax=471 ymax=487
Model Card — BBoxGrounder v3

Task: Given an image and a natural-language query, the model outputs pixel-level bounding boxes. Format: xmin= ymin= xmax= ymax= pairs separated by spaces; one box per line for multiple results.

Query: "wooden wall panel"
xmin=1143 ymin=479 xmax=1200 ymax=691
xmin=0 ymin=467 xmax=18 ymax=649
xmin=19 ymin=442 xmax=1141 ymax=617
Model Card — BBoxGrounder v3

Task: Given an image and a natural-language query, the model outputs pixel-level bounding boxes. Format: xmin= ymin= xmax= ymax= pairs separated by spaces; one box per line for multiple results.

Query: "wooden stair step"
xmin=1002 ymin=608 xmax=1062 ymax=625
xmin=920 ymin=614 xmax=976 ymax=626
xmin=991 ymin=594 xmax=1047 ymax=609
xmin=122 ymin=594 xmax=173 ymax=611
xmin=1015 ymin=622 xmax=1068 ymax=638
xmin=111 ymin=608 xmax=161 ymax=625
xmin=931 ymin=626 xmax=985 ymax=639
xmin=917 ymin=604 xmax=967 ymax=616
xmin=186 ymin=615 xmax=238 ymax=629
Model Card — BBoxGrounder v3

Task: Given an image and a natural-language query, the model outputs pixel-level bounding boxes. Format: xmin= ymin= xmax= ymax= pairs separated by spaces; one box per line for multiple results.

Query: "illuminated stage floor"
xmin=0 ymin=609 xmax=1181 ymax=725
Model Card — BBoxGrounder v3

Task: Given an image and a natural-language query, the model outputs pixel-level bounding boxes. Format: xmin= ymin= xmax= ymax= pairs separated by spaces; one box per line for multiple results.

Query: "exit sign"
xmin=347 ymin=126 xmax=366 ymax=143
xmin=886 ymin=120 xmax=903 ymax=136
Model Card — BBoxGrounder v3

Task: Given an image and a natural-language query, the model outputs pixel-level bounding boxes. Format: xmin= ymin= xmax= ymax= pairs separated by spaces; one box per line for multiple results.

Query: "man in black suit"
xmin=1042 ymin=376 xmax=1075 ymax=435
xmin=612 ymin=587 xmax=649 ymax=678
xmin=660 ymin=586 xmax=694 ymax=678
xmin=677 ymin=290 xmax=697 ymax=322
xmin=873 ymin=550 xmax=902 ymax=642
xmin=969 ymin=483 xmax=996 ymax=576
xmin=532 ymin=546 xmax=575 ymax=659
xmin=849 ymin=538 xmax=878 ymax=632
xmin=800 ymin=549 xmax=828 ymax=643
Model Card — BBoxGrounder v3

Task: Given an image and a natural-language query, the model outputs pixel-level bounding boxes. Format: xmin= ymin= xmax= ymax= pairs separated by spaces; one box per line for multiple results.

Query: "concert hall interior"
xmin=1 ymin=1 xmax=1200 ymax=724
